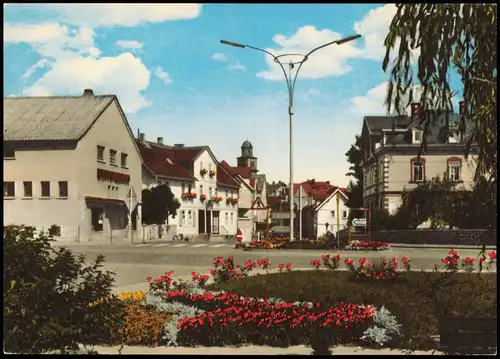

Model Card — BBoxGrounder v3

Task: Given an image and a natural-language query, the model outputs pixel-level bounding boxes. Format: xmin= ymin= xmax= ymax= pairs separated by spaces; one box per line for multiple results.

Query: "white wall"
xmin=315 ymin=194 xmax=349 ymax=238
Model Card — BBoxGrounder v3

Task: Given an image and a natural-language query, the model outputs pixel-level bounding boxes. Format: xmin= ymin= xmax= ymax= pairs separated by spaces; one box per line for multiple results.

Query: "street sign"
xmin=250 ymin=196 xmax=267 ymax=210
xmin=236 ymin=230 xmax=243 ymax=243
xmin=352 ymin=218 xmax=367 ymax=227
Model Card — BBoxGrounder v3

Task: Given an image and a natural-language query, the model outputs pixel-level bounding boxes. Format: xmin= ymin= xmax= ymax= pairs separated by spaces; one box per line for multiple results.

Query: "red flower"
xmin=286 ymin=263 xmax=292 ymax=269
xmin=146 ymin=276 xmax=152 ymax=281
xmin=401 ymin=256 xmax=409 ymax=263
xmin=382 ymin=259 xmax=388 ymax=265
xmin=191 ymin=271 xmax=197 ymax=277
xmin=278 ymin=263 xmax=285 ymax=269
xmin=488 ymin=251 xmax=496 ymax=260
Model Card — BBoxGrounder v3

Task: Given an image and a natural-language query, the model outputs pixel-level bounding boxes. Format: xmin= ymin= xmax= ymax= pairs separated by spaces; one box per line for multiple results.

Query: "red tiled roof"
xmin=291 ymin=180 xmax=348 ymax=203
xmin=219 ymin=160 xmax=253 ymax=179
xmin=137 ymin=141 xmax=197 ymax=181
xmin=216 ymin=163 xmax=240 ymax=188
xmin=173 ymin=146 xmax=205 ymax=162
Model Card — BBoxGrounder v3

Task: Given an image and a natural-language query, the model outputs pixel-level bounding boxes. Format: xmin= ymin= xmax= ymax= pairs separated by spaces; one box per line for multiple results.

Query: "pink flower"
xmin=146 ymin=276 xmax=152 ymax=281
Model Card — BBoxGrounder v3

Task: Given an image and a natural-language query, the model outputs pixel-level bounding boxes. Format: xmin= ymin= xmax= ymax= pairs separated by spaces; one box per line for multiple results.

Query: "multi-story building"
xmin=137 ymin=134 xmax=240 ymax=238
xmin=360 ymin=102 xmax=477 ymax=214
xmin=266 ymin=179 xmax=350 ymax=238
xmin=220 ymin=140 xmax=269 ymax=236
xmin=3 ymin=89 xmax=143 ymax=242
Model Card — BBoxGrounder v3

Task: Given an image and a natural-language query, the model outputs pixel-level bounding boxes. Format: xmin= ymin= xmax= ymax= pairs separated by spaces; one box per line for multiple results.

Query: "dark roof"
xmin=241 ymin=140 xmax=253 ymax=149
xmin=363 ymin=111 xmax=464 ymax=144
xmin=137 ymin=140 xmax=197 ymax=181
xmin=220 ymin=160 xmax=253 ymax=179
xmin=4 ymin=95 xmax=115 ymax=141
xmin=216 ymin=163 xmax=240 ymax=188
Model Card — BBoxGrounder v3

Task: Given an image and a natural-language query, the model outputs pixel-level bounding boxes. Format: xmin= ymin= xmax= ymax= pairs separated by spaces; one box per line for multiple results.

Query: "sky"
xmin=3 ymin=4 xmax=463 ymax=187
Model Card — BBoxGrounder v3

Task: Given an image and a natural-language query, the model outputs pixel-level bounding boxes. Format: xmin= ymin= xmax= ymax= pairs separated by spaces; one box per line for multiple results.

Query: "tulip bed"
xmin=242 ymin=238 xmax=390 ymax=251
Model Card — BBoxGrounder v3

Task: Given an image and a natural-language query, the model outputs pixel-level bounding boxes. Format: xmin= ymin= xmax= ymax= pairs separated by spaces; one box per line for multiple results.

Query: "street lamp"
xmin=221 ymin=34 xmax=362 ymax=242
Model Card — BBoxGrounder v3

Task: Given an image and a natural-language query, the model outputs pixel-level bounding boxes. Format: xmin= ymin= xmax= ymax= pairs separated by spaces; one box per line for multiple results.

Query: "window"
xmin=58 ymin=181 xmax=68 ymax=198
xmin=209 ymin=187 xmax=213 ymax=197
xmin=97 ymin=145 xmax=105 ymax=162
xmin=109 ymin=149 xmax=117 ymax=165
xmin=41 ymin=181 xmax=50 ymax=197
xmin=208 ymin=163 xmax=212 ymax=172
xmin=215 ymin=188 xmax=218 ymax=196
xmin=225 ymin=189 xmax=229 ymax=198
xmin=188 ymin=184 xmax=192 ymax=193
xmin=413 ymin=129 xmax=422 ymax=143
xmin=330 ymin=210 xmax=335 ymax=218
xmin=200 ymin=162 xmax=203 ymax=171
xmin=23 ymin=181 xmax=32 ymax=197
xmin=342 ymin=211 xmax=347 ymax=219
xmin=200 ymin=185 xmax=204 ymax=195
xmin=448 ymin=160 xmax=462 ymax=182
xmin=181 ymin=183 xmax=185 ymax=193
xmin=180 ymin=210 xmax=186 ymax=226
xmin=3 ymin=144 xmax=15 ymax=159
xmin=411 ymin=159 xmax=425 ymax=182
xmin=225 ymin=212 xmax=229 ymax=225
xmin=121 ymin=153 xmax=128 ymax=168
xmin=4 ymin=182 xmax=15 ymax=197
xmin=230 ymin=213 xmax=234 ymax=225
xmin=187 ymin=210 xmax=193 ymax=226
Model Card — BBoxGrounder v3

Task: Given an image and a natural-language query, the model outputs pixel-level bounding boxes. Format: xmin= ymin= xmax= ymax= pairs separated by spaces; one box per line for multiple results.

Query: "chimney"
xmin=83 ymin=89 xmax=94 ymax=96
xmin=139 ymin=133 xmax=145 ymax=143
xmin=174 ymin=144 xmax=184 ymax=148
xmin=459 ymin=101 xmax=466 ymax=118
xmin=326 ymin=181 xmax=330 ymax=185
xmin=157 ymin=137 xmax=164 ymax=145
xmin=411 ymin=103 xmax=421 ymax=120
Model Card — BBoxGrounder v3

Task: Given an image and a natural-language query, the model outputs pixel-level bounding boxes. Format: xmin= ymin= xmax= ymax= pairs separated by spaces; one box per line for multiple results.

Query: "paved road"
xmin=61 ymin=241 xmax=495 ymax=293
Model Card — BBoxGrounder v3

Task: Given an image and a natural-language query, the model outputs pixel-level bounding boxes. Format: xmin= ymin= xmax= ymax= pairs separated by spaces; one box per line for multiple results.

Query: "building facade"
xmin=360 ymin=102 xmax=478 ymax=215
xmin=3 ymin=90 xmax=143 ymax=243
xmin=137 ymin=134 xmax=240 ymax=239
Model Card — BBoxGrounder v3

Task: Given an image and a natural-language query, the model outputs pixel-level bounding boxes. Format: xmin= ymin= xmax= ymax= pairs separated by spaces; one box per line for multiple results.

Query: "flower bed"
xmin=344 ymin=240 xmax=390 ymax=251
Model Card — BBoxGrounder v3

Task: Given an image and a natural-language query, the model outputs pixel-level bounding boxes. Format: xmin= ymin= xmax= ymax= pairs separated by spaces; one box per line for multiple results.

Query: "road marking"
xmin=172 ymin=244 xmax=188 ymax=248
xmin=210 ymin=244 xmax=228 ymax=248
xmin=154 ymin=244 xmax=171 ymax=247
xmin=192 ymin=244 xmax=208 ymax=248
xmin=135 ymin=244 xmax=151 ymax=247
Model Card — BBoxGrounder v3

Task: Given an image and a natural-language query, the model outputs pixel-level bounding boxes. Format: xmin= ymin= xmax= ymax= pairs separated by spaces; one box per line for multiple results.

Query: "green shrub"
xmin=3 ymin=225 xmax=125 ymax=354
xmin=208 ymin=270 xmax=497 ymax=351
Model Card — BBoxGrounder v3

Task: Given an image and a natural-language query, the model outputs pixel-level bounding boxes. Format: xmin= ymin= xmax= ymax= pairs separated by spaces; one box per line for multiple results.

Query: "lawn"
xmin=208 ymin=270 xmax=497 ymax=351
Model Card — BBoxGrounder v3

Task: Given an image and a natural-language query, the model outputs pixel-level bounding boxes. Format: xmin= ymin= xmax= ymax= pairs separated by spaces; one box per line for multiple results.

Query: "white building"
xmin=3 ymin=89 xmax=143 ymax=243
xmin=137 ymin=134 xmax=240 ymax=239
xmin=307 ymin=188 xmax=350 ymax=238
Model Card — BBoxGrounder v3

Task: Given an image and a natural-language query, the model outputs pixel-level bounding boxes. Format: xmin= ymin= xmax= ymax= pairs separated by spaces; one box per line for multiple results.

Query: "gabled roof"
xmin=4 ymin=95 xmax=116 ymax=141
xmin=229 ymin=165 xmax=253 ymax=179
xmin=315 ymin=188 xmax=349 ymax=211
xmin=216 ymin=163 xmax=240 ymax=189
xmin=220 ymin=160 xmax=254 ymax=191
xmin=137 ymin=140 xmax=197 ymax=181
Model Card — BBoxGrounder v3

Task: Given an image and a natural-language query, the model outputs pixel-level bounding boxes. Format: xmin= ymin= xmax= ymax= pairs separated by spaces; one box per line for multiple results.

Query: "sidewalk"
xmin=81 ymin=344 xmax=441 ymax=355
xmin=389 ymin=243 xmax=496 ymax=250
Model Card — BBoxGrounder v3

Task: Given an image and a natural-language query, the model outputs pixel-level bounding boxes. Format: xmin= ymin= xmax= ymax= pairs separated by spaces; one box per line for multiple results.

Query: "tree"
xmin=344 ymin=135 xmax=364 ymax=210
xmin=383 ymin=4 xmax=497 ymax=182
xmin=141 ymin=184 xmax=180 ymax=225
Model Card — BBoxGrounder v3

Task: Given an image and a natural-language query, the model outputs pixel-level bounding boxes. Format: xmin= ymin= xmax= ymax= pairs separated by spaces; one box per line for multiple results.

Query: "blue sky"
xmin=4 ymin=4 xmax=463 ymax=186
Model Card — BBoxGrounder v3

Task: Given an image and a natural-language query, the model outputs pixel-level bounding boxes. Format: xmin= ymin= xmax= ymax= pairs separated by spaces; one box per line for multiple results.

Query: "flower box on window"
xmin=200 ymin=168 xmax=208 ymax=175
xmin=200 ymin=194 xmax=207 ymax=201
xmin=212 ymin=195 xmax=223 ymax=203
xmin=96 ymin=168 xmax=130 ymax=185
xmin=209 ymin=170 xmax=216 ymax=177
xmin=230 ymin=197 xmax=239 ymax=205
xmin=181 ymin=192 xmax=197 ymax=200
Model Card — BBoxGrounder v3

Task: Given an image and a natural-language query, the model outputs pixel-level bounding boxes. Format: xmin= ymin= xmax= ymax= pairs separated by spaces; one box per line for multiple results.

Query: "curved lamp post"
xmin=221 ymin=34 xmax=362 ymax=241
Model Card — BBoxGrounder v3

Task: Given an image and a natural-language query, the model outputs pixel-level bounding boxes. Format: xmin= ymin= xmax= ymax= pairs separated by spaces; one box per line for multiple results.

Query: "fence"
xmin=370 ymin=229 xmax=496 ymax=246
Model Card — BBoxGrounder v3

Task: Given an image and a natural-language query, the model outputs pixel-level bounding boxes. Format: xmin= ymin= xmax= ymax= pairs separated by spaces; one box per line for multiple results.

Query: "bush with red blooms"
xmin=191 ymin=272 xmax=210 ymax=288
xmin=147 ymin=270 xmax=177 ymax=295
xmin=321 ymin=254 xmax=342 ymax=270
xmin=163 ymin=289 xmax=376 ymax=347
xmin=257 ymin=258 xmax=272 ymax=273
xmin=342 ymin=256 xmax=411 ymax=281
xmin=310 ymin=259 xmax=322 ymax=270
xmin=345 ymin=240 xmax=390 ymax=251
xmin=442 ymin=249 xmax=497 ymax=273
xmin=209 ymin=256 xmax=258 ymax=283
xmin=277 ymin=263 xmax=293 ymax=273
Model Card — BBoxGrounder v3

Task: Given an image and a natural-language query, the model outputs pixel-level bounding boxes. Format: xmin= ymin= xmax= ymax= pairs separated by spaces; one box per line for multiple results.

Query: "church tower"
xmin=237 ymin=140 xmax=258 ymax=174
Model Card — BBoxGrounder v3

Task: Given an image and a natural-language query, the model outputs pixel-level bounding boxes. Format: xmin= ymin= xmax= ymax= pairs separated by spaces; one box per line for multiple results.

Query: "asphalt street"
xmin=61 ymin=241 xmax=496 ymax=293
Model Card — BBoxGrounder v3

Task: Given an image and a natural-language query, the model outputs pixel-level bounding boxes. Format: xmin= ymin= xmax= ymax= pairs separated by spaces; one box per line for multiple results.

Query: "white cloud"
xmin=154 ymin=66 xmax=173 ymax=85
xmin=4 ymin=22 xmax=100 ymax=58
xmin=116 ymin=40 xmax=143 ymax=50
xmin=24 ymin=53 xmax=152 ymax=113
xmin=354 ymin=4 xmax=420 ymax=62
xmin=22 ymin=58 xmax=50 ymax=78
xmin=212 ymin=53 xmax=227 ymax=62
xmin=229 ymin=61 xmax=246 ymax=71
xmin=10 ymin=4 xmax=202 ymax=28
xmin=256 ymin=25 xmax=362 ymax=81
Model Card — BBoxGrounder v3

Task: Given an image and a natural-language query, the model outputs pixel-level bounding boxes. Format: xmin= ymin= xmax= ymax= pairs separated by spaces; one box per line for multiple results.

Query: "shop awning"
xmin=85 ymin=196 xmax=126 ymax=205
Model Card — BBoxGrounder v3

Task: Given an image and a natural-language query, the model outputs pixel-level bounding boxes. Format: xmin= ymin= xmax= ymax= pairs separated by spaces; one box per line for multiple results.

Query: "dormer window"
xmin=412 ymin=129 xmax=422 ymax=144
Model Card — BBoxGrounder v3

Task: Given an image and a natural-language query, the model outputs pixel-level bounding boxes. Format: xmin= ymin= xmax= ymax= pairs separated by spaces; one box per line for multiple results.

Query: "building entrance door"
xmin=212 ymin=211 xmax=220 ymax=234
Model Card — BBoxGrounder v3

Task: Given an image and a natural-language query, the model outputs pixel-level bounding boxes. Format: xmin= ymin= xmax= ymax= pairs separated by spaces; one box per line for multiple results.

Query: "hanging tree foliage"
xmin=383 ymin=4 xmax=497 ymax=182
